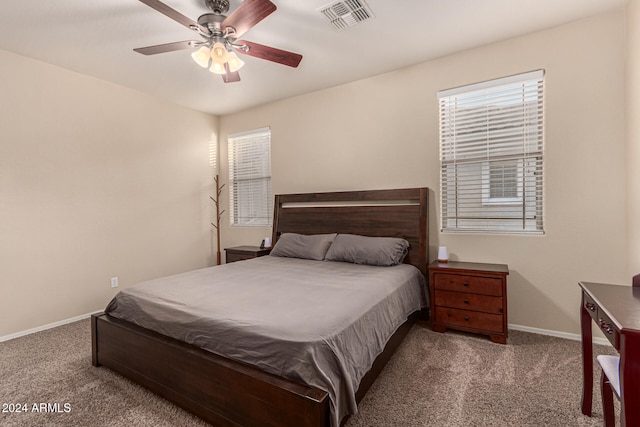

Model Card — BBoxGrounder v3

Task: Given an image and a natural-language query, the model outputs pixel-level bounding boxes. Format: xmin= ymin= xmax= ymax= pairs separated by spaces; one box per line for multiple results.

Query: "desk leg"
xmin=580 ymin=300 xmax=593 ymax=417
xmin=620 ymin=330 xmax=640 ymax=427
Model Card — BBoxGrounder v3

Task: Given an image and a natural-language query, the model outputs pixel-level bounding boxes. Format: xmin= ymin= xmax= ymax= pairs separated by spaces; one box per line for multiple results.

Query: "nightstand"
xmin=225 ymin=246 xmax=271 ymax=263
xmin=428 ymin=260 xmax=509 ymax=344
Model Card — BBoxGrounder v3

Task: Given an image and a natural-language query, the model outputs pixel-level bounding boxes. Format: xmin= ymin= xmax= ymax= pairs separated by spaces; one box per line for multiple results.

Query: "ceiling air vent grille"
xmin=318 ymin=0 xmax=374 ymax=30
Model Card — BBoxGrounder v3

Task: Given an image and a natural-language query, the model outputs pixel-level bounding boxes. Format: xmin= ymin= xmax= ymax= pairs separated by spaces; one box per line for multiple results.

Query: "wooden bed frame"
xmin=92 ymin=187 xmax=429 ymax=427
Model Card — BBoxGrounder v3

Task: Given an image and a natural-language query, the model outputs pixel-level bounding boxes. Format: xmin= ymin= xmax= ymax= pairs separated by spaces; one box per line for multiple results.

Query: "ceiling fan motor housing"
xmin=198 ymin=13 xmax=225 ymax=35
xmin=205 ymin=0 xmax=230 ymax=14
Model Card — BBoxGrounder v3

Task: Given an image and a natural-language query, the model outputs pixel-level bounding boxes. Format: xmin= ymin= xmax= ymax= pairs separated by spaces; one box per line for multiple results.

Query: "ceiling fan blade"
xmin=134 ymin=41 xmax=199 ymax=55
xmin=138 ymin=0 xmax=208 ymax=34
xmin=237 ymin=41 xmax=302 ymax=68
xmin=222 ymin=63 xmax=241 ymax=83
xmin=222 ymin=0 xmax=276 ymax=38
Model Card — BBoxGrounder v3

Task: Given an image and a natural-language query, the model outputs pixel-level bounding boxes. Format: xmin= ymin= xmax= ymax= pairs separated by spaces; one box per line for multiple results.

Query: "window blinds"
xmin=228 ymin=127 xmax=273 ymax=226
xmin=437 ymin=70 xmax=544 ymax=234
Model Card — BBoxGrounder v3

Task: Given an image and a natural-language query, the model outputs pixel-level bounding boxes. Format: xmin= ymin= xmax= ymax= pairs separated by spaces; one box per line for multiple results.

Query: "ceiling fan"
xmin=134 ymin=0 xmax=303 ymax=83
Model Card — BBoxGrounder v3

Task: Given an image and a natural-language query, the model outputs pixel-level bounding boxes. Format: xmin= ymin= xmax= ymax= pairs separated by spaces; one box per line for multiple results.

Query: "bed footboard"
xmin=91 ymin=313 xmax=330 ymax=427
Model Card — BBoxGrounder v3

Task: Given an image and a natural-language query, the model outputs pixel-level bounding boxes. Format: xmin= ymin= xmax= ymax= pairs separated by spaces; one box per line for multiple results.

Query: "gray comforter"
xmin=105 ymin=255 xmax=428 ymax=426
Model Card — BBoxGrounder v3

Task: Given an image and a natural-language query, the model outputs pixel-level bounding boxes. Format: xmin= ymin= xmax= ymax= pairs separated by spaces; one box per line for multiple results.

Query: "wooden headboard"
xmin=271 ymin=188 xmax=429 ymax=277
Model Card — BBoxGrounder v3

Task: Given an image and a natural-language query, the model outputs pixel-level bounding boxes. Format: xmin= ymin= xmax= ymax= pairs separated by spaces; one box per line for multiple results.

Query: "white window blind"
xmin=228 ymin=127 xmax=273 ymax=226
xmin=438 ymin=70 xmax=544 ymax=234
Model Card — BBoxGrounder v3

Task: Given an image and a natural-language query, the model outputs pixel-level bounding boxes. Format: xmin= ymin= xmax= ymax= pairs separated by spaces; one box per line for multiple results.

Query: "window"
xmin=438 ymin=70 xmax=544 ymax=234
xmin=228 ymin=127 xmax=273 ymax=226
xmin=482 ymin=159 xmax=522 ymax=204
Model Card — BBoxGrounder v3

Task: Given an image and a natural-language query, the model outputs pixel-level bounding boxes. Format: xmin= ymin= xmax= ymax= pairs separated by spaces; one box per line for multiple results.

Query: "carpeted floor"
xmin=0 ymin=319 xmax=616 ymax=426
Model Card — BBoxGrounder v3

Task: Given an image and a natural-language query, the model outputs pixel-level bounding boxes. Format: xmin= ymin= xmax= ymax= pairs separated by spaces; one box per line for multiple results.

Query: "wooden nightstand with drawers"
xmin=428 ymin=260 xmax=509 ymax=344
xmin=224 ymin=246 xmax=271 ymax=263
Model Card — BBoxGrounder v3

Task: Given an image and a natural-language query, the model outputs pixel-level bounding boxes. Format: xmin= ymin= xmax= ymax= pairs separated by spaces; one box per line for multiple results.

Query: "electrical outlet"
xmin=111 ymin=277 xmax=119 ymax=288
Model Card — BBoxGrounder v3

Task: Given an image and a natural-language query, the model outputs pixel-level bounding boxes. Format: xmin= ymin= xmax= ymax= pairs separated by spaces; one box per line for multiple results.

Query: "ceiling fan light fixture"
xmin=209 ymin=59 xmax=227 ymax=75
xmin=226 ymin=51 xmax=245 ymax=72
xmin=209 ymin=43 xmax=228 ymax=74
xmin=211 ymin=42 xmax=228 ymax=61
xmin=191 ymin=45 xmax=211 ymax=68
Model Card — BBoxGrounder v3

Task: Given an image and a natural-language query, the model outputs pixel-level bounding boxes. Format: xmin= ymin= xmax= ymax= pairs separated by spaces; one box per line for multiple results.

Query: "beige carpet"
xmin=0 ymin=319 xmax=615 ymax=426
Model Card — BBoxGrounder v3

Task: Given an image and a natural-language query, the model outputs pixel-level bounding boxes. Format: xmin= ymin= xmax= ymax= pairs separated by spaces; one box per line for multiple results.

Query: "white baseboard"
xmin=0 ymin=311 xmax=101 ymax=343
xmin=509 ymin=323 xmax=612 ymax=347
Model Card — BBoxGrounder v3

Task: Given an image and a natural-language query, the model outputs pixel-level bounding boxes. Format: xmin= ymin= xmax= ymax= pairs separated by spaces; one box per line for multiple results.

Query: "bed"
xmin=91 ymin=187 xmax=429 ymax=427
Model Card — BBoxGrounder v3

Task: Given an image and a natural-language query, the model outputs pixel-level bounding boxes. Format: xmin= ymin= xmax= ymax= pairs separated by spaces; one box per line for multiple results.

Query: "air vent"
xmin=318 ymin=0 xmax=375 ymax=30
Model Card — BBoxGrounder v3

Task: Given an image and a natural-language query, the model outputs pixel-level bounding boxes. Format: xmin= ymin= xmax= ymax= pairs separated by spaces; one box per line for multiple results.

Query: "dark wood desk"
xmin=579 ymin=279 xmax=640 ymax=426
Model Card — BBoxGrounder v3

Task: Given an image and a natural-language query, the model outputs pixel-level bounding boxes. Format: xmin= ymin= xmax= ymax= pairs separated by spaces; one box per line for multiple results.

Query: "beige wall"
xmin=1 ymin=9 xmax=630 ymax=339
xmin=628 ymin=0 xmax=640 ymax=278
xmin=0 ymin=50 xmax=218 ymax=337
xmin=220 ymin=11 xmax=628 ymax=336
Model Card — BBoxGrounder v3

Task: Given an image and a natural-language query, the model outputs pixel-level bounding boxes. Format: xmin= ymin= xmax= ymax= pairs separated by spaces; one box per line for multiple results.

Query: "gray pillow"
xmin=324 ymin=234 xmax=409 ymax=266
xmin=270 ymin=233 xmax=337 ymax=260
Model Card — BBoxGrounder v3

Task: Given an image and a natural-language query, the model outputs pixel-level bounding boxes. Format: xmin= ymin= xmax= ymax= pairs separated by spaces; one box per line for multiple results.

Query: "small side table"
xmin=225 ymin=246 xmax=271 ymax=263
xmin=428 ymin=260 xmax=509 ymax=344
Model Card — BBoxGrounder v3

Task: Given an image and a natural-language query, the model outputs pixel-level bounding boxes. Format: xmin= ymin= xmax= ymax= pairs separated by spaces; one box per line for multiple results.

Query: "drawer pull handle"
xmin=586 ymin=302 xmax=596 ymax=312
xmin=464 ymin=299 xmax=469 ymax=304
xmin=464 ymin=316 xmax=469 ymax=321
xmin=598 ymin=318 xmax=614 ymax=335
xmin=463 ymin=282 xmax=469 ymax=287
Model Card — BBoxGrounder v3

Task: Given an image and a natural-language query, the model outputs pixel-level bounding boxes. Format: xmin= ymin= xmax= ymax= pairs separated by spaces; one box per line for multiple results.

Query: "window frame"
xmin=227 ymin=127 xmax=273 ymax=227
xmin=437 ymin=70 xmax=545 ymax=235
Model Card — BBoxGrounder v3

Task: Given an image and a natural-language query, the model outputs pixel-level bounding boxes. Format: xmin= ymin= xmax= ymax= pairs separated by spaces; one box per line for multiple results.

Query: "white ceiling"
xmin=0 ymin=0 xmax=627 ymax=115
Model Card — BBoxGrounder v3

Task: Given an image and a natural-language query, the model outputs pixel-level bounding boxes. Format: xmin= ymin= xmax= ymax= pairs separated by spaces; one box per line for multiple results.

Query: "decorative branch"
xmin=211 ymin=174 xmax=225 ymax=265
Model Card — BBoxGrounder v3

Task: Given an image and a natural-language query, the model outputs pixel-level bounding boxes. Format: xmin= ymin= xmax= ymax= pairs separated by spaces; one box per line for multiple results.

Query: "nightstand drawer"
xmin=225 ymin=246 xmax=271 ymax=264
xmin=226 ymin=252 xmax=255 ymax=263
xmin=434 ymin=274 xmax=503 ymax=296
xmin=435 ymin=307 xmax=503 ymax=333
xmin=435 ymin=290 xmax=504 ymax=315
